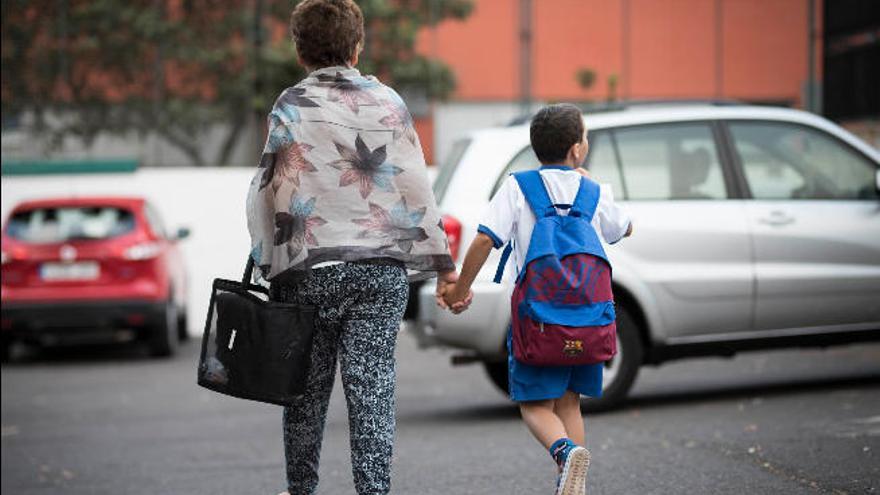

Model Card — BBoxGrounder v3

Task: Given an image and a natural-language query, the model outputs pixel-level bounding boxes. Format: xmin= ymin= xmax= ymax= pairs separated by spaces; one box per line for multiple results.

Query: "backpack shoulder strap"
xmin=512 ymin=170 xmax=556 ymax=218
xmin=570 ymin=177 xmax=601 ymax=221
xmin=492 ymin=241 xmax=513 ymax=284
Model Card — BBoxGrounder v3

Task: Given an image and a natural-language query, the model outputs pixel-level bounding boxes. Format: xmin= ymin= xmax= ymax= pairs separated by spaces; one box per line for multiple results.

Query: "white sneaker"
xmin=555 ymin=447 xmax=591 ymax=495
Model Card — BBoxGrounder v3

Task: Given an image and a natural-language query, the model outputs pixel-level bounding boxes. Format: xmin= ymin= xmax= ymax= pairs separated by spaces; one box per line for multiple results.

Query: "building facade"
xmin=415 ymin=0 xmax=827 ymax=164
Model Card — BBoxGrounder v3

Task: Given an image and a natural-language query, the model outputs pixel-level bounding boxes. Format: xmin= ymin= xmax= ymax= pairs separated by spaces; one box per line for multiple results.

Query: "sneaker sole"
xmin=558 ymin=448 xmax=591 ymax=495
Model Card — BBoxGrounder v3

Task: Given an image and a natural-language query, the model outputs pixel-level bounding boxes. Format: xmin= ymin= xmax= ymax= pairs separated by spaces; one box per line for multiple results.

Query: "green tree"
xmin=1 ymin=0 xmax=472 ymax=166
xmin=575 ymin=67 xmax=596 ymax=93
xmin=606 ymin=73 xmax=619 ymax=102
xmin=357 ymin=0 xmax=472 ymax=101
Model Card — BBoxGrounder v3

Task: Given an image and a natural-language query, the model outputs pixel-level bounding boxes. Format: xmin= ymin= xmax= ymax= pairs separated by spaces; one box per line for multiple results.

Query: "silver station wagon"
xmin=407 ymin=102 xmax=880 ymax=410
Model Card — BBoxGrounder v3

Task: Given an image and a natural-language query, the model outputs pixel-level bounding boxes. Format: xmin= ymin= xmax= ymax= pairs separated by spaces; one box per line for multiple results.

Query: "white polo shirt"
xmin=478 ymin=166 xmax=631 ymax=278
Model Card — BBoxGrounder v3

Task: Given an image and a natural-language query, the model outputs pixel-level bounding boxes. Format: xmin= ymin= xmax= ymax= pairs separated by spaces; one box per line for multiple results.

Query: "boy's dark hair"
xmin=290 ymin=0 xmax=364 ymax=69
xmin=529 ymin=104 xmax=585 ymax=164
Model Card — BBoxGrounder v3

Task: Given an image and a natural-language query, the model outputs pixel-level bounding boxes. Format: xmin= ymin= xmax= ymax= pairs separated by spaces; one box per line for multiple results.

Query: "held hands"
xmin=435 ymin=270 xmax=474 ymax=314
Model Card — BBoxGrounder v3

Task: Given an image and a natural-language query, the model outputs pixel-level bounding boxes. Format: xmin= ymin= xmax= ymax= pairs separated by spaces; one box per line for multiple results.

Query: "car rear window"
xmin=433 ymin=138 xmax=471 ymax=203
xmin=5 ymin=206 xmax=136 ymax=244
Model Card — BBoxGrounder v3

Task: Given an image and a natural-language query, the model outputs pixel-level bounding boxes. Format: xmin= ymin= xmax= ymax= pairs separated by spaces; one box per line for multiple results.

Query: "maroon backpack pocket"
xmin=511 ymin=315 xmax=617 ymax=366
xmin=510 ymin=283 xmax=617 ymax=367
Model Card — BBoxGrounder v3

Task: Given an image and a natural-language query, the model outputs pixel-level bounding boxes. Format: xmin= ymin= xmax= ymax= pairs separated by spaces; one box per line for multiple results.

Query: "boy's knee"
xmin=553 ymin=391 xmax=581 ymax=409
xmin=519 ymin=399 xmax=555 ymax=413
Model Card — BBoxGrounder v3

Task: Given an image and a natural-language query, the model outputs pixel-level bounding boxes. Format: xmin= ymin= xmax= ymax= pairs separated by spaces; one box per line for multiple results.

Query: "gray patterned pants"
xmin=271 ymin=262 xmax=408 ymax=495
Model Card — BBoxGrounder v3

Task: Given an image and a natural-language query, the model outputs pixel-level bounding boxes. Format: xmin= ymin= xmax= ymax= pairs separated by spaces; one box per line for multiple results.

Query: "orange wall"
xmin=720 ymin=0 xmax=818 ymax=102
xmin=626 ymin=0 xmax=718 ymax=99
xmin=413 ymin=116 xmax=435 ymax=163
xmin=416 ymin=0 xmax=519 ymax=100
xmin=532 ymin=0 xmax=623 ymax=101
xmin=418 ymin=0 xmax=817 ymax=106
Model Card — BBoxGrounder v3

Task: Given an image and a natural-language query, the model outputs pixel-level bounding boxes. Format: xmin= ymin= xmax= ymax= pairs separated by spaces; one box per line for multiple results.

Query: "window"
xmin=433 ymin=138 xmax=471 ymax=203
xmin=614 ymin=123 xmax=728 ymax=200
xmin=729 ymin=121 xmax=878 ymax=200
xmin=585 ymin=132 xmax=625 ymax=199
xmin=491 ymin=146 xmax=540 ymax=196
xmin=490 ymin=131 xmax=619 ymax=197
xmin=6 ymin=206 xmax=135 ymax=244
xmin=144 ymin=203 xmax=168 ymax=239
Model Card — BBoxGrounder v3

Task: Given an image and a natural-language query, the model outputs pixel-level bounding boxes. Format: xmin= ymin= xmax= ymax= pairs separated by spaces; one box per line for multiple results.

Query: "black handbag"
xmin=197 ymin=257 xmax=316 ymax=406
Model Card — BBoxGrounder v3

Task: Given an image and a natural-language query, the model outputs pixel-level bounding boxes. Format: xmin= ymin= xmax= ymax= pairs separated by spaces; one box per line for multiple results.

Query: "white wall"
xmin=1 ymin=168 xmax=256 ymax=336
xmin=432 ymin=102 xmax=528 ymax=165
xmin=1 ymin=118 xmax=261 ymax=168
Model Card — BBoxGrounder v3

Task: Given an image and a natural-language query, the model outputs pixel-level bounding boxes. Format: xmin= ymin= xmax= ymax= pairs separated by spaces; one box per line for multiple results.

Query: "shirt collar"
xmin=308 ymin=65 xmax=361 ymax=79
xmin=539 ymin=164 xmax=574 ymax=171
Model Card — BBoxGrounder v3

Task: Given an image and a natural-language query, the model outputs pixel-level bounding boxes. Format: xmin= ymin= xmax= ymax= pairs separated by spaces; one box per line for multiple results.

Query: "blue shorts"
xmin=507 ymin=328 xmax=604 ymax=402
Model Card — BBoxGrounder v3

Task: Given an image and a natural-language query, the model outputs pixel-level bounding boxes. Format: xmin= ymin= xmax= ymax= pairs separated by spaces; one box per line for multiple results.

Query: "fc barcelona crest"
xmin=563 ymin=340 xmax=584 ymax=357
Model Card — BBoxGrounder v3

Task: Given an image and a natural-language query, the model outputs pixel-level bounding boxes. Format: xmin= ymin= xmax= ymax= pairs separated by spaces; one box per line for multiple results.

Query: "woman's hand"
xmin=435 ymin=271 xmax=473 ymax=314
xmin=435 ymin=270 xmax=457 ymax=310
xmin=443 ymin=283 xmax=474 ymax=314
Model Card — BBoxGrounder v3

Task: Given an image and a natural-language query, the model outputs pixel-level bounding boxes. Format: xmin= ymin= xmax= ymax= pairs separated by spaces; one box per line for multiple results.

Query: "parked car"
xmin=1 ymin=196 xmax=190 ymax=359
xmin=408 ymin=102 xmax=880 ymax=410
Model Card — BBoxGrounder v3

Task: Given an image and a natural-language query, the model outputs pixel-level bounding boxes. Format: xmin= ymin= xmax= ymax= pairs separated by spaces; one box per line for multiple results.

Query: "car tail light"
xmin=123 ymin=242 xmax=163 ymax=260
xmin=441 ymin=214 xmax=462 ymax=262
xmin=1 ymin=246 xmax=27 ymax=265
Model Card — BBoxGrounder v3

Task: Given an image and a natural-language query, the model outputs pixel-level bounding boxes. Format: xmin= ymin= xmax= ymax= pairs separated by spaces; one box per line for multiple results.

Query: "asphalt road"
xmin=2 ymin=332 xmax=878 ymax=495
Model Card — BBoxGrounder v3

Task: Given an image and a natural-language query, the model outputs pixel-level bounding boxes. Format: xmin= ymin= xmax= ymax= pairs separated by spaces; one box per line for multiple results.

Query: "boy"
xmin=441 ymin=104 xmax=632 ymax=494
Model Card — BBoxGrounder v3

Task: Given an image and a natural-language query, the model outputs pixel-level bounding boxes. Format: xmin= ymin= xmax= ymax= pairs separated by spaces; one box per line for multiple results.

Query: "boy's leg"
xmin=519 ymin=399 xmax=568 ymax=449
xmin=553 ymin=391 xmax=585 ymax=445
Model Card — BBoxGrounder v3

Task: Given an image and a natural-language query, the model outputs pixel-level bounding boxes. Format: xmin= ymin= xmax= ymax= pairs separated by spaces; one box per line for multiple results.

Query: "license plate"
xmin=40 ymin=262 xmax=100 ymax=281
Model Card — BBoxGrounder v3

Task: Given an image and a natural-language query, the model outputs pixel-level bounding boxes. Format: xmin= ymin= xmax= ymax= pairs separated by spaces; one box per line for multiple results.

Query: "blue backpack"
xmin=494 ymin=170 xmax=617 ymax=366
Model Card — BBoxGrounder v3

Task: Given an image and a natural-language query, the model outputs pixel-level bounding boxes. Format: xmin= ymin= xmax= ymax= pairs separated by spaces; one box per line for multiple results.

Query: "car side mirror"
xmin=174 ymin=227 xmax=191 ymax=241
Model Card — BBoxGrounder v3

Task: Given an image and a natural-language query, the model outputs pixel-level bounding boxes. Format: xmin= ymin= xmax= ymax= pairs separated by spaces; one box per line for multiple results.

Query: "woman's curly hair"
xmin=290 ymin=0 xmax=365 ymax=69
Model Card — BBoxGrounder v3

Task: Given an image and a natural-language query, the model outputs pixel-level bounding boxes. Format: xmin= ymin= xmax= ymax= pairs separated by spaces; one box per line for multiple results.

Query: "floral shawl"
xmin=246 ymin=66 xmax=454 ymax=282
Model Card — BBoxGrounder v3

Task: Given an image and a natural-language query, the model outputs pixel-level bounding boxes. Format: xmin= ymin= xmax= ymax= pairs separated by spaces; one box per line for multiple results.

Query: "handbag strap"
xmin=242 ymin=255 xmax=255 ymax=286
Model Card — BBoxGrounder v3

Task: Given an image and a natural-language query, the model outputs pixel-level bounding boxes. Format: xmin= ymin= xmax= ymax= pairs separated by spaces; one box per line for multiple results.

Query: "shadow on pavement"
xmin=622 ymin=373 xmax=880 ymax=411
xmin=403 ymin=372 xmax=880 ymax=424
xmin=2 ymin=339 xmax=199 ymax=367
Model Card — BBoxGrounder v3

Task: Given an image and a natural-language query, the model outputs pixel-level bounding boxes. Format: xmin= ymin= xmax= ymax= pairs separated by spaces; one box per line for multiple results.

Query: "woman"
xmin=245 ymin=1 xmax=471 ymax=494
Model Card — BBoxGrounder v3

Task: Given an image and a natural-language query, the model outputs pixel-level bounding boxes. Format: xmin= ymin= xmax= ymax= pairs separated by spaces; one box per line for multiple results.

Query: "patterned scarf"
xmin=246 ymin=66 xmax=454 ymax=282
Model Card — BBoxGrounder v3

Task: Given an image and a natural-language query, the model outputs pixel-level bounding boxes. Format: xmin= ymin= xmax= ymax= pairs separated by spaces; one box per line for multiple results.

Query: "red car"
xmin=1 ymin=196 xmax=190 ymax=360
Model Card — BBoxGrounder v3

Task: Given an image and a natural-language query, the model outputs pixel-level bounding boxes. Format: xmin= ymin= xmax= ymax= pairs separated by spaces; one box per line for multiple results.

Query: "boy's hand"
xmin=575 ymin=167 xmax=591 ymax=179
xmin=435 ymin=271 xmax=473 ymax=314
xmin=436 ymin=232 xmax=493 ymax=315
xmin=443 ymin=283 xmax=474 ymax=314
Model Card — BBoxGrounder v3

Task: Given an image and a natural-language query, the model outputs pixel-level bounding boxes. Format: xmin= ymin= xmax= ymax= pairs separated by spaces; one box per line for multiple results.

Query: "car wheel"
xmin=583 ymin=305 xmax=643 ymax=412
xmin=483 ymin=360 xmax=510 ymax=396
xmin=149 ymin=301 xmax=179 ymax=358
xmin=177 ymin=309 xmax=190 ymax=342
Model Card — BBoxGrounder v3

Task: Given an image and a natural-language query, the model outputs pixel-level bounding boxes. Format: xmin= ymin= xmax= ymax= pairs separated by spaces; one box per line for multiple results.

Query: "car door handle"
xmin=759 ymin=211 xmax=795 ymax=226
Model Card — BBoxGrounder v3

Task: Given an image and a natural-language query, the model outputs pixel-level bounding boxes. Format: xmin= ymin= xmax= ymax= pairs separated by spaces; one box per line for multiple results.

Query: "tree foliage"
xmin=0 ymin=0 xmax=472 ymax=166
xmin=575 ymin=67 xmax=596 ymax=92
